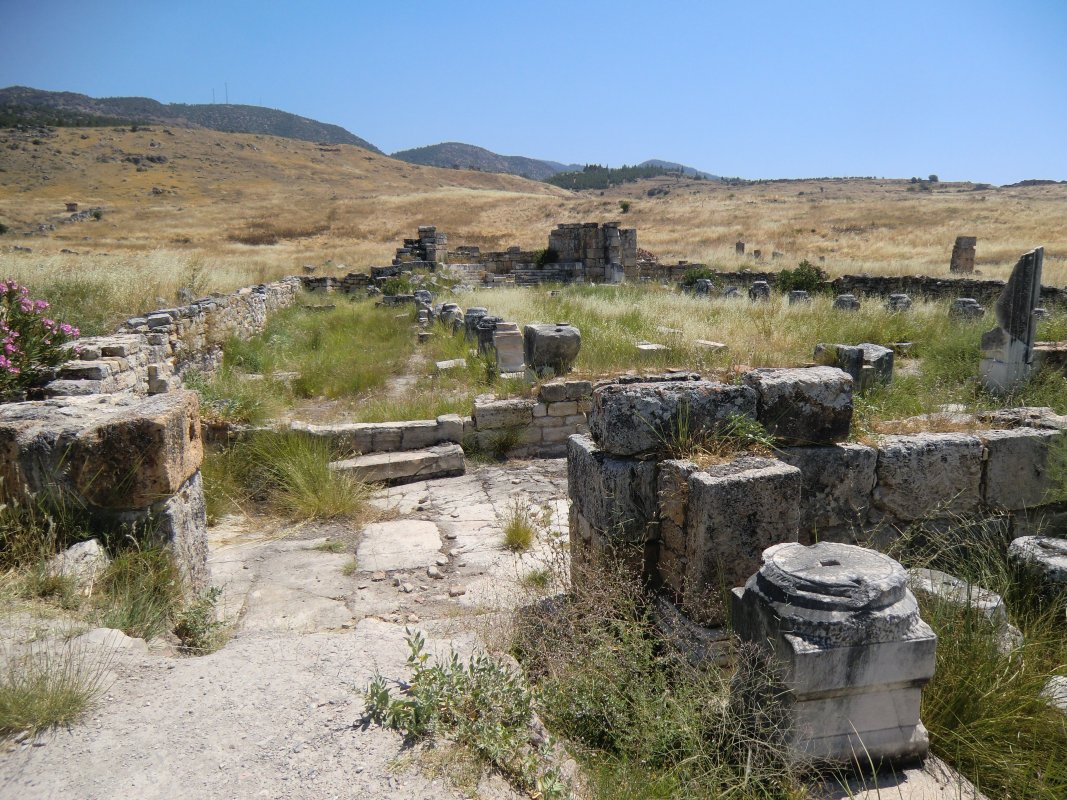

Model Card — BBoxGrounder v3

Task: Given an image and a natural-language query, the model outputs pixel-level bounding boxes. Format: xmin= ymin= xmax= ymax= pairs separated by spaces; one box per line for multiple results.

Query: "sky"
xmin=1 ymin=0 xmax=1065 ymax=184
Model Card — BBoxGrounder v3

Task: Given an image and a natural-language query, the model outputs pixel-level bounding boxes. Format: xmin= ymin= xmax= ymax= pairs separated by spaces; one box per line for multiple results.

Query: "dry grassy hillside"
xmin=1 ymin=125 xmax=1066 ymax=324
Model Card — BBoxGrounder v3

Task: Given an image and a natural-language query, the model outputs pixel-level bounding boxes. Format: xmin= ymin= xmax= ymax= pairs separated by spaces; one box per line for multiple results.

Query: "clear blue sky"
xmin=2 ymin=0 xmax=1065 ymax=184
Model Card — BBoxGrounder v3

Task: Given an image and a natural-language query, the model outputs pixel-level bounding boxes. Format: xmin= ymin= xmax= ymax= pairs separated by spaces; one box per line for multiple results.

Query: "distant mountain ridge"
xmin=391 ymin=141 xmax=582 ymax=180
xmin=391 ymin=141 xmax=717 ymax=184
xmin=0 ymin=86 xmax=381 ymax=152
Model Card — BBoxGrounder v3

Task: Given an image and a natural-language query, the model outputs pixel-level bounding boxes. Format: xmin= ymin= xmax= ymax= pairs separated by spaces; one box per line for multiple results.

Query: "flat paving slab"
xmin=357 ymin=519 xmax=443 ymax=571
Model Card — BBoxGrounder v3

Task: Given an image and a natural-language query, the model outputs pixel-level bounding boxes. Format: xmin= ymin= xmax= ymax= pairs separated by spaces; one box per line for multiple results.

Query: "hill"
xmin=638 ymin=159 xmax=719 ymax=180
xmin=0 ymin=86 xmax=381 ymax=152
xmin=544 ymin=163 xmax=718 ymax=190
xmin=391 ymin=141 xmax=580 ymax=180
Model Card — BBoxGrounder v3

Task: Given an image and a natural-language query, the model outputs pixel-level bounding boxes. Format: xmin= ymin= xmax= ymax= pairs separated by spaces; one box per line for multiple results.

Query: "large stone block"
xmin=588 ymin=379 xmax=757 ymax=457
xmin=732 ymin=542 xmax=936 ymax=765
xmin=777 ymin=443 xmax=877 ymax=543
xmin=979 ymin=428 xmax=1059 ymax=510
xmin=524 ymin=323 xmax=581 ymax=376
xmin=742 ymin=366 xmax=853 ymax=445
xmin=566 ymin=434 xmax=658 ymax=544
xmin=1008 ymin=535 xmax=1067 ymax=588
xmin=872 ymin=433 xmax=983 ymax=522
xmin=681 ymin=457 xmax=801 ymax=624
xmin=473 ymin=398 xmax=536 ymax=430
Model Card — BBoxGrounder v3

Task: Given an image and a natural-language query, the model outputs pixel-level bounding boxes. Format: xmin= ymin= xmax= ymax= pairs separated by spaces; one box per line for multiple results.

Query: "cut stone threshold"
xmin=329 ymin=443 xmax=465 ymax=486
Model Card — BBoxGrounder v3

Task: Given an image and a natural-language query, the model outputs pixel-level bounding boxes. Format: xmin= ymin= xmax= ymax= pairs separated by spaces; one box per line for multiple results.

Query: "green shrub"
xmin=0 ymin=222 xmax=8 ymax=235
xmin=364 ymin=630 xmax=569 ymax=799
xmin=381 ymin=275 xmax=413 ymax=296
xmin=619 ymin=200 xmax=631 ymax=214
xmin=173 ymin=587 xmax=227 ymax=654
xmin=513 ymin=558 xmax=800 ymax=798
xmin=775 ymin=260 xmax=827 ymax=293
xmin=533 ymin=248 xmax=559 ymax=268
xmin=501 ymin=499 xmax=539 ymax=552
xmin=679 ymin=266 xmax=719 ymax=289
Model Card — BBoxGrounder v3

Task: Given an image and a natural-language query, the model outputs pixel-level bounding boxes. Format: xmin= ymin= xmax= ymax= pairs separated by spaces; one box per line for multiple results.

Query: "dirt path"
xmin=0 ymin=460 xmax=570 ymax=800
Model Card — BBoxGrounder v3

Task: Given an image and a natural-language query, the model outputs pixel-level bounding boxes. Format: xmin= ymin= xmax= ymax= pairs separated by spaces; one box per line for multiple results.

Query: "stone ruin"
xmin=950 ymin=235 xmax=977 ymax=274
xmin=733 ymin=542 xmax=935 ymax=764
xmin=393 ymin=225 xmax=448 ymax=266
xmin=566 ymin=364 xmax=1067 ymax=765
xmin=981 ymin=247 xmax=1043 ymax=393
xmin=547 ymin=221 xmax=637 ymax=279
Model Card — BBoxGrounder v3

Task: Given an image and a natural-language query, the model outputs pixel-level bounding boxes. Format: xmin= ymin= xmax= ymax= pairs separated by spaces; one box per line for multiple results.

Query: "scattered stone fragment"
xmin=448 ymin=585 xmax=467 ymax=597
xmin=426 ymin=566 xmax=442 ymax=579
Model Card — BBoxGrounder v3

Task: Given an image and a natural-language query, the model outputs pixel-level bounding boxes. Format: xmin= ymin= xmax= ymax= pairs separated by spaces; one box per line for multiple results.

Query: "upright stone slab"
xmin=464 ymin=307 xmax=488 ymax=341
xmin=980 ymin=247 xmax=1043 ymax=393
xmin=694 ymin=278 xmax=713 ymax=297
xmin=748 ymin=281 xmax=771 ymax=301
xmin=476 ymin=316 xmax=501 ymax=355
xmin=1008 ymin=536 xmax=1067 ymax=590
xmin=524 ymin=322 xmax=581 ymax=376
xmin=735 ymin=241 xmax=745 ymax=255
xmin=788 ymin=290 xmax=811 ymax=305
xmin=732 ymin=542 xmax=936 ymax=765
xmin=742 ymin=366 xmax=853 ymax=445
xmin=885 ymin=293 xmax=912 ymax=312
xmin=950 ymin=236 xmax=977 ymax=274
xmin=949 ymin=298 xmax=985 ymax=320
xmin=677 ymin=457 xmax=801 ymax=624
xmin=833 ymin=293 xmax=861 ymax=312
xmin=493 ymin=322 xmax=525 ymax=373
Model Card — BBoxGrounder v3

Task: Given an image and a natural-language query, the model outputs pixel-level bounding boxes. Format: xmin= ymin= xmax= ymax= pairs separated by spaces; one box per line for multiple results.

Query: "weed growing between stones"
xmin=341 ymin=557 xmax=358 ymax=576
xmin=363 ymin=629 xmax=570 ymax=799
xmin=662 ymin=408 xmax=776 ymax=465
xmin=511 ymin=558 xmax=804 ymax=799
xmin=886 ymin=515 xmax=1067 ymax=798
xmin=96 ymin=548 xmax=184 ymax=640
xmin=313 ymin=538 xmax=345 ymax=553
xmin=501 ymin=499 xmax=550 ymax=553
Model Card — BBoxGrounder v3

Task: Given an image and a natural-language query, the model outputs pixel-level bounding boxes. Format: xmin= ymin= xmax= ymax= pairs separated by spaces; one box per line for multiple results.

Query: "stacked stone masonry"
xmin=568 ymin=372 xmax=1067 ymax=631
xmin=45 ymin=277 xmax=302 ymax=399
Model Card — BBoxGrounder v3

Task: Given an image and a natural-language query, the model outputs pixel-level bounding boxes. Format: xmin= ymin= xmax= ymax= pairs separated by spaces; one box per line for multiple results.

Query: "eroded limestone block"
xmin=566 ymin=434 xmax=658 ymax=544
xmin=473 ymin=397 xmax=536 ymax=430
xmin=732 ymin=542 xmax=936 ymax=765
xmin=742 ymin=366 xmax=853 ymax=445
xmin=1008 ymin=535 xmax=1067 ymax=588
xmin=980 ymin=247 xmax=1043 ymax=393
xmin=588 ymin=379 xmax=757 ymax=457
xmin=776 ymin=443 xmax=877 ymax=543
xmin=748 ymin=281 xmax=770 ymax=301
xmin=979 ymin=428 xmax=1059 ymax=510
xmin=872 ymin=433 xmax=982 ymax=522
xmin=524 ymin=323 xmax=581 ymax=376
xmin=681 ymin=457 xmax=800 ymax=624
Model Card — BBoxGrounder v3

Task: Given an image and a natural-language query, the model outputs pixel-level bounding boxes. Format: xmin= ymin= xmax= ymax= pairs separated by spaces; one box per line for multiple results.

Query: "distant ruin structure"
xmin=393 ymin=225 xmax=448 ymax=266
xmin=950 ymin=236 xmax=977 ymax=274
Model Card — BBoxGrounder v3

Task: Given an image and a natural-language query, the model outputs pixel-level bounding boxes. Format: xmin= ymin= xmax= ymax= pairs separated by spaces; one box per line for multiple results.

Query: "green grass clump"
xmin=887 ymin=516 xmax=1067 ymax=798
xmin=173 ymin=587 xmax=227 ymax=654
xmin=513 ymin=559 xmax=801 ymax=799
xmin=0 ymin=644 xmax=108 ymax=738
xmin=201 ymin=430 xmax=374 ymax=521
xmin=95 ymin=548 xmax=183 ymax=640
xmin=501 ymin=500 xmax=539 ymax=552
xmin=183 ymin=367 xmax=285 ymax=426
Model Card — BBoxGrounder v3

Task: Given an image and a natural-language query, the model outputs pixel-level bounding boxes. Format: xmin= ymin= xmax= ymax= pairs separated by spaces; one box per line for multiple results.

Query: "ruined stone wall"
xmin=548 ymin=221 xmax=638 ymax=273
xmin=567 ymin=372 xmax=1067 ymax=626
xmin=44 ymin=277 xmax=302 ymax=399
xmin=470 ymin=380 xmax=593 ymax=459
xmin=671 ymin=268 xmax=1067 ymax=306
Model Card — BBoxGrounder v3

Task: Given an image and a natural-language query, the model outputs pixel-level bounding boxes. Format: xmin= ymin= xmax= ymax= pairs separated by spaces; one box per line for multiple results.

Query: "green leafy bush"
xmin=775 ymin=260 xmax=827 ymax=293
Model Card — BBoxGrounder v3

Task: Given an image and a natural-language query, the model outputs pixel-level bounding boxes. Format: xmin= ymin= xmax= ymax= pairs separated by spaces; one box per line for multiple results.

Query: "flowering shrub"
xmin=0 ymin=280 xmax=80 ymax=401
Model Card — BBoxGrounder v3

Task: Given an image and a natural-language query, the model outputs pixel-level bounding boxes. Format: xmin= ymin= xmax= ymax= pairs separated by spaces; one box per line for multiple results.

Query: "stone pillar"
xmin=732 ymin=542 xmax=936 ymax=766
xmin=606 ymin=262 xmax=625 ymax=284
xmin=493 ymin=322 xmax=525 ymax=373
xmin=833 ymin=293 xmax=861 ymax=311
xmin=476 ymin=316 xmax=501 ymax=355
xmin=464 ymin=307 xmax=488 ymax=341
xmin=980 ymin=247 xmax=1043 ymax=393
xmin=949 ymin=298 xmax=985 ymax=320
xmin=788 ymin=290 xmax=811 ymax=305
xmin=524 ymin=322 xmax=581 ymax=376
xmin=748 ymin=281 xmax=771 ymax=301
xmin=950 ymin=236 xmax=977 ymax=274
xmin=735 ymin=241 xmax=745 ymax=256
